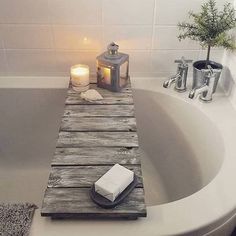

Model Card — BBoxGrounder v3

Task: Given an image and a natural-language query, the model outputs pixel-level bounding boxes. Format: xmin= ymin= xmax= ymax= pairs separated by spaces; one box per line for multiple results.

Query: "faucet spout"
xmin=163 ymin=74 xmax=179 ymax=88
xmin=189 ymin=84 xmax=208 ymax=99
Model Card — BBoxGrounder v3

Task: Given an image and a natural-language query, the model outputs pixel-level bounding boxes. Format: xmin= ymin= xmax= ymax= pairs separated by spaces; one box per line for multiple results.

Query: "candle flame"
xmin=71 ymin=67 xmax=89 ymax=76
xmin=103 ymin=67 xmax=111 ymax=84
xmin=71 ymin=65 xmax=89 ymax=75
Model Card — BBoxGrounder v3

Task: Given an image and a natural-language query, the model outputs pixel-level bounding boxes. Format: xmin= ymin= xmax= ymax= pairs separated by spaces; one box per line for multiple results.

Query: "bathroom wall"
xmin=221 ymin=47 xmax=236 ymax=108
xmin=0 ymin=0 xmax=228 ymax=77
xmin=218 ymin=0 xmax=236 ymax=108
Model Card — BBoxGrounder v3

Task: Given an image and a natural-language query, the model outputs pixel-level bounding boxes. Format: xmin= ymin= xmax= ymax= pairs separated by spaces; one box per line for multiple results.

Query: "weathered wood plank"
xmin=66 ymin=96 xmax=133 ymax=105
xmin=52 ymin=147 xmax=141 ymax=166
xmin=66 ymin=86 xmax=133 ymax=105
xmin=56 ymin=131 xmax=139 ymax=147
xmin=63 ymin=105 xmax=135 ymax=117
xmin=66 ymin=95 xmax=133 ymax=105
xmin=68 ymin=83 xmax=132 ymax=95
xmin=41 ymin=187 xmax=146 ymax=218
xmin=48 ymin=166 xmax=143 ymax=188
xmin=60 ymin=117 xmax=137 ymax=132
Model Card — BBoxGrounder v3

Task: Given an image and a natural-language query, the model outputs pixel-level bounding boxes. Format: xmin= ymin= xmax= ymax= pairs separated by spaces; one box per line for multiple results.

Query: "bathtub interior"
xmin=0 ymin=88 xmax=66 ymax=205
xmin=133 ymin=89 xmax=224 ymax=206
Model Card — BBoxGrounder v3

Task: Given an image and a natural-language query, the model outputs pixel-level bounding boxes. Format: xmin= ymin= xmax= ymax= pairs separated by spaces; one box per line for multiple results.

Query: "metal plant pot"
xmin=193 ymin=60 xmax=223 ymax=93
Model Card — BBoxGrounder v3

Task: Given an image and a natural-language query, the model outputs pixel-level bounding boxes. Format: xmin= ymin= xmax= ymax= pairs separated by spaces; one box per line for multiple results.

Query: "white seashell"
xmin=80 ymin=89 xmax=103 ymax=102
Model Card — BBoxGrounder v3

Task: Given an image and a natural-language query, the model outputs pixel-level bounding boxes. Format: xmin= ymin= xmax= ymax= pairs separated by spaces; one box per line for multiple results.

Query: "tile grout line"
xmin=151 ymin=0 xmax=157 ymax=73
xmin=1 ymin=31 xmax=10 ymax=76
xmin=101 ymin=0 xmax=105 ymax=51
xmin=47 ymin=0 xmax=63 ymax=66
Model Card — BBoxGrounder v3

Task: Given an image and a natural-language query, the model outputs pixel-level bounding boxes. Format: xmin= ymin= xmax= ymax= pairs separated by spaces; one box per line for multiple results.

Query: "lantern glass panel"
xmin=119 ymin=61 xmax=129 ymax=87
xmin=100 ymin=66 xmax=111 ymax=85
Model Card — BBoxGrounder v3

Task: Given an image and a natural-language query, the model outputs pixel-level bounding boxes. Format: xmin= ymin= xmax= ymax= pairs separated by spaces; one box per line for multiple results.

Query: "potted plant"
xmin=178 ymin=0 xmax=236 ymax=91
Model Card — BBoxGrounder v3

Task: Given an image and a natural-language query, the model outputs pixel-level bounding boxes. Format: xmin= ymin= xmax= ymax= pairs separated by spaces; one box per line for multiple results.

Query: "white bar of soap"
xmin=95 ymin=164 xmax=134 ymax=202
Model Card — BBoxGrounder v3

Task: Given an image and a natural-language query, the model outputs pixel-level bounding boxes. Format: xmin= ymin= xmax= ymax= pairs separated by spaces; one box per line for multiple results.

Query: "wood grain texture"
xmin=56 ymin=131 xmax=139 ymax=147
xmin=66 ymin=85 xmax=133 ymax=105
xmin=60 ymin=117 xmax=137 ymax=132
xmin=41 ymin=187 xmax=146 ymax=218
xmin=63 ymin=105 xmax=135 ymax=117
xmin=52 ymin=147 xmax=141 ymax=166
xmin=48 ymin=166 xmax=143 ymax=188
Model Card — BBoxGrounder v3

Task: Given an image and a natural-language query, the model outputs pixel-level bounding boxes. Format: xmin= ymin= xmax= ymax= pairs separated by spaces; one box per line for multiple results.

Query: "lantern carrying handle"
xmin=107 ymin=42 xmax=119 ymax=55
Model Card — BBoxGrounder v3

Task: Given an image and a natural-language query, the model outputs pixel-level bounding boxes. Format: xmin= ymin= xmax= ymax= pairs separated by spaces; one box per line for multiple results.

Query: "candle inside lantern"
xmin=103 ymin=67 xmax=111 ymax=84
xmin=70 ymin=64 xmax=89 ymax=92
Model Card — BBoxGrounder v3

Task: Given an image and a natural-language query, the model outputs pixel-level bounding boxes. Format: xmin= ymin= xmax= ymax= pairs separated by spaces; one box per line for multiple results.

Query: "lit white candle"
xmin=70 ymin=64 xmax=89 ymax=92
xmin=103 ymin=67 xmax=111 ymax=84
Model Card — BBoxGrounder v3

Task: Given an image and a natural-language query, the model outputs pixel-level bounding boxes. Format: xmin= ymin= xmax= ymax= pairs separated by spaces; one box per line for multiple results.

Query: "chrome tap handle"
xmin=174 ymin=57 xmax=192 ymax=92
xmin=163 ymin=57 xmax=193 ymax=92
xmin=207 ymin=65 xmax=214 ymax=75
xmin=174 ymin=56 xmax=193 ymax=66
xmin=201 ymin=65 xmax=215 ymax=82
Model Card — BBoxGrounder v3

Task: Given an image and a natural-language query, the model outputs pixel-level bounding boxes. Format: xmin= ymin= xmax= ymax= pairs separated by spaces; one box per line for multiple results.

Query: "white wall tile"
xmin=151 ymin=50 xmax=199 ymax=73
xmin=155 ymin=0 xmax=203 ymax=25
xmin=155 ymin=0 xmax=232 ymax=25
xmin=6 ymin=50 xmax=58 ymax=75
xmin=104 ymin=26 xmax=152 ymax=50
xmin=49 ymin=0 xmax=102 ymax=25
xmin=221 ymin=45 xmax=236 ymax=107
xmin=55 ymin=51 xmax=98 ymax=74
xmin=0 ymin=0 xmax=50 ymax=24
xmin=53 ymin=26 xmax=102 ymax=50
xmin=2 ymin=25 xmax=53 ymax=49
xmin=0 ymin=26 xmax=4 ymax=49
xmin=127 ymin=51 xmax=151 ymax=73
xmin=0 ymin=50 xmax=8 ymax=75
xmin=222 ymin=51 xmax=236 ymax=81
xmin=153 ymin=26 xmax=199 ymax=50
xmin=103 ymin=0 xmax=155 ymax=25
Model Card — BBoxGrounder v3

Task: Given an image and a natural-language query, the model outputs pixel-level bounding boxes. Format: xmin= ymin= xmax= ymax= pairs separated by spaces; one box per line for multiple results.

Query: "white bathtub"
xmin=131 ymin=77 xmax=236 ymax=235
xmin=28 ymin=77 xmax=236 ymax=235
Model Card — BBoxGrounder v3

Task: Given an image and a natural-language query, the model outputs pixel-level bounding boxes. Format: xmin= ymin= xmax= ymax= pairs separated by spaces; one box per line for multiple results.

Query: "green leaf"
xmin=177 ymin=0 xmax=236 ymax=61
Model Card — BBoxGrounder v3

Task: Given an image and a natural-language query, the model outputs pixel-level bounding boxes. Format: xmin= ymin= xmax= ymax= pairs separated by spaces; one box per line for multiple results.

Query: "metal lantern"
xmin=96 ymin=42 xmax=129 ymax=92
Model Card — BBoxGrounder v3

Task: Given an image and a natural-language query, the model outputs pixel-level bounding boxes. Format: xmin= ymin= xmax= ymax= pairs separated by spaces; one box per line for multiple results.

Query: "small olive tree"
xmin=178 ymin=0 xmax=236 ymax=67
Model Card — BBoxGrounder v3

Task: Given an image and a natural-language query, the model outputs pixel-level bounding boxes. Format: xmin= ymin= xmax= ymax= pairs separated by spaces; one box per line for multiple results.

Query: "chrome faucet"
xmin=163 ymin=57 xmax=192 ymax=92
xmin=189 ymin=65 xmax=216 ymax=102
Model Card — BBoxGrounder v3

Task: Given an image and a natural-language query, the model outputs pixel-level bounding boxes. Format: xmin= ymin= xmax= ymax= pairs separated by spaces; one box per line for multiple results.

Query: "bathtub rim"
xmin=130 ymin=77 xmax=236 ymax=235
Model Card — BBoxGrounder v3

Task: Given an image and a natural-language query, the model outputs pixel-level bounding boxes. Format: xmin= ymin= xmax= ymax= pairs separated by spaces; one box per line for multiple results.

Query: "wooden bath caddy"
xmin=41 ymin=82 xmax=147 ymax=219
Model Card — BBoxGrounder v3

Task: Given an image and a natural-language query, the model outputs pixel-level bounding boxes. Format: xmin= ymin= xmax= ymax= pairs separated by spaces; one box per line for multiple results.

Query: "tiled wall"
xmin=220 ymin=51 xmax=236 ymax=108
xmin=0 ymin=0 xmax=227 ymax=77
xmin=218 ymin=0 xmax=236 ymax=108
